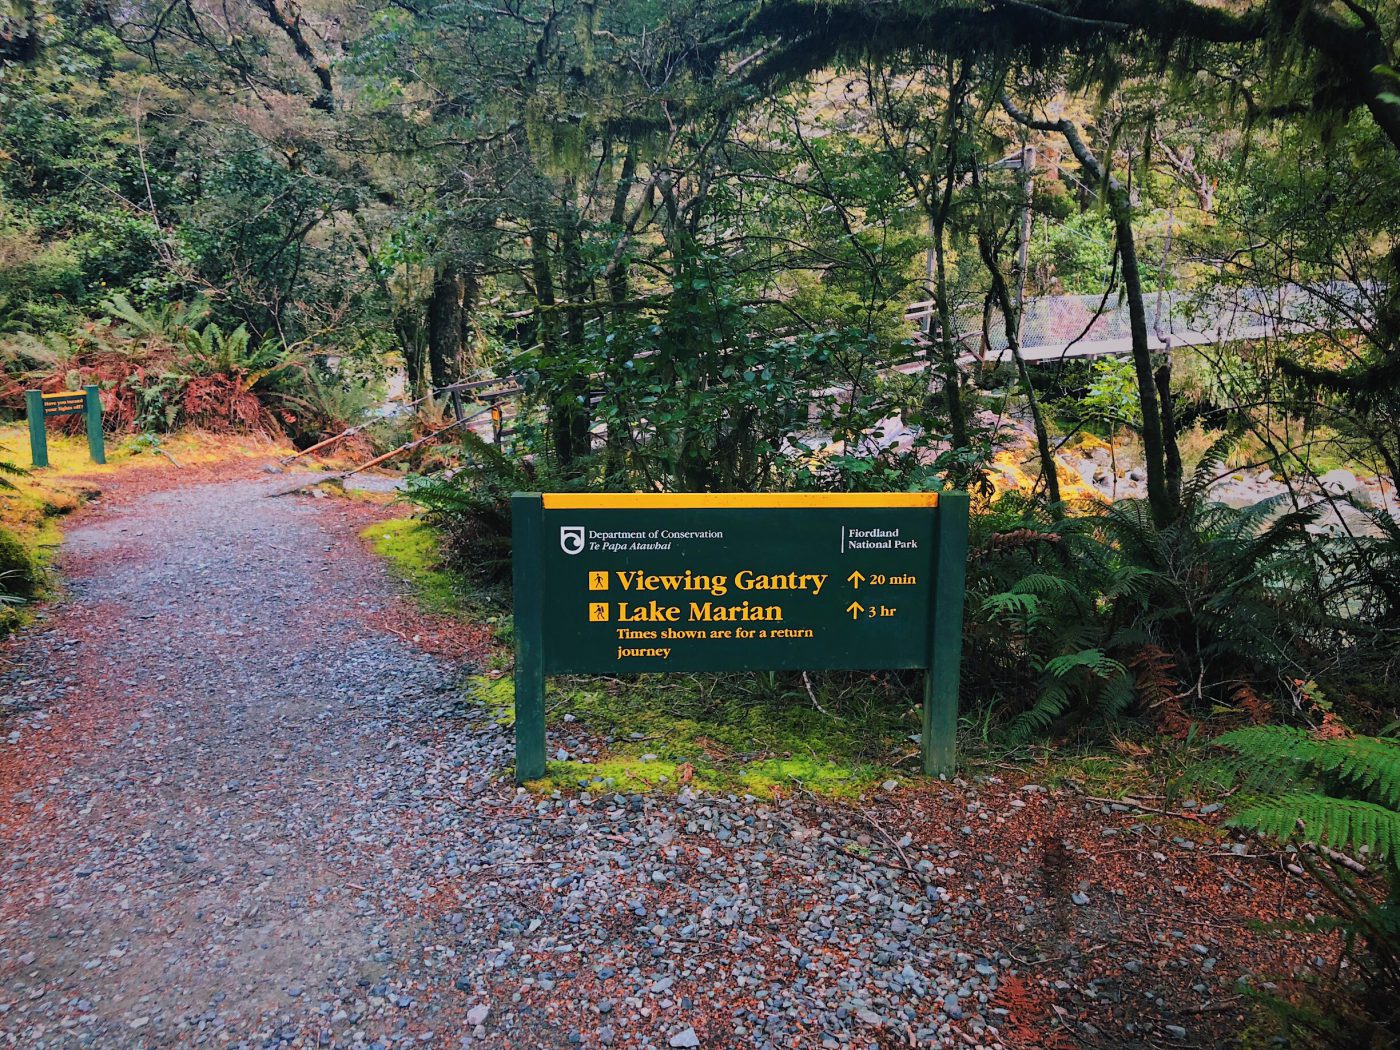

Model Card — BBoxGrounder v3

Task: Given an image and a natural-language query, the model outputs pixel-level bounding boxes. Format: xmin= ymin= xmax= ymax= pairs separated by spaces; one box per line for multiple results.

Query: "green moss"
xmin=361 ymin=518 xmax=464 ymax=616
xmin=362 ymin=517 xmax=514 ymax=636
xmin=0 ymin=525 xmax=40 ymax=600
xmin=463 ymin=673 xmax=515 ymax=725
xmin=533 ymin=757 xmax=711 ymax=795
xmin=526 ymin=673 xmax=913 ymax=799
xmin=738 ymin=756 xmax=884 ymax=798
xmin=526 ymin=744 xmax=887 ymax=799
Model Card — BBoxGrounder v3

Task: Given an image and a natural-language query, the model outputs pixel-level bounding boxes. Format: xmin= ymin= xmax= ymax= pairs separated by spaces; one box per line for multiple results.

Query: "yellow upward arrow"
xmin=846 ymin=570 xmax=866 ymax=588
xmin=846 ymin=600 xmax=864 ymax=620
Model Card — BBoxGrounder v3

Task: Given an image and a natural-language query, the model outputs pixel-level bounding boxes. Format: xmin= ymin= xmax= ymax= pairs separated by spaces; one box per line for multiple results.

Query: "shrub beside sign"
xmin=511 ymin=492 xmax=969 ymax=782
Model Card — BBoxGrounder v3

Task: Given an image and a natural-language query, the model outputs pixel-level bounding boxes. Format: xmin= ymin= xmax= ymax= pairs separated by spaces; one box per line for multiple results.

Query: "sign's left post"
xmin=24 ymin=390 xmax=48 ymax=469
xmin=84 ymin=385 xmax=106 ymax=465
xmin=512 ymin=493 xmax=547 ymax=782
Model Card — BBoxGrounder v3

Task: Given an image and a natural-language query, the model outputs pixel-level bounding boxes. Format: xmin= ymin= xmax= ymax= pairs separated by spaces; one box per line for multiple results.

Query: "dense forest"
xmin=3 ymin=1 xmax=1400 ymax=1042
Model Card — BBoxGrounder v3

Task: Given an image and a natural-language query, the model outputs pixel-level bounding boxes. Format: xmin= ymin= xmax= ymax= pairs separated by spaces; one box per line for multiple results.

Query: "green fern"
xmin=1045 ymin=648 xmax=1125 ymax=679
xmin=979 ymin=591 xmax=1039 ymax=616
xmin=103 ymin=293 xmax=211 ymax=341
xmin=1006 ymin=682 xmax=1072 ymax=742
xmin=0 ymin=459 xmax=26 ymax=493
xmin=1209 ymin=727 xmax=1400 ymax=1041
xmin=1217 ymin=727 xmax=1400 ymax=811
xmin=1231 ymin=792 xmax=1400 ymax=862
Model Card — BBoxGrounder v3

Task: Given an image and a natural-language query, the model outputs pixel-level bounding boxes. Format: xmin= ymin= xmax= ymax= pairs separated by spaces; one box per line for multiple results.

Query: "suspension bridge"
xmin=900 ymin=281 xmax=1367 ymax=369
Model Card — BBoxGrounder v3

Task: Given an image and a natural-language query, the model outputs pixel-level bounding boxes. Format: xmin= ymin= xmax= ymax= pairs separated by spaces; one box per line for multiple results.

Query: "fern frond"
xmin=1006 ymin=683 xmax=1071 ymax=744
xmin=1045 ymin=648 xmax=1124 ymax=679
xmin=1182 ymin=430 xmax=1240 ymax=504
xmin=1101 ymin=563 xmax=1158 ymax=600
xmin=981 ymin=591 xmax=1039 ymax=616
xmin=1229 ymin=792 xmax=1400 ymax=862
xmin=1218 ymin=727 xmax=1400 ymax=809
xmin=1226 ymin=492 xmax=1291 ymax=536
xmin=1096 ymin=665 xmax=1136 ymax=721
xmin=1129 ymin=645 xmax=1178 ymax=707
xmin=103 ymin=293 xmax=147 ymax=331
xmin=1011 ymin=572 xmax=1075 ymax=597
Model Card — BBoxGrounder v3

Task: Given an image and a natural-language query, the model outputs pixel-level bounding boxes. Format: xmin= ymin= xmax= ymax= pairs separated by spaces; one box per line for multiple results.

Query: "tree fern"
xmin=969 ymin=448 xmax=1334 ymax=741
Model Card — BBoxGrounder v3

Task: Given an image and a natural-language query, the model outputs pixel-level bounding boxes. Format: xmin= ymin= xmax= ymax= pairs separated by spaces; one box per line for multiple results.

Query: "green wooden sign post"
xmin=25 ymin=386 xmax=106 ymax=469
xmin=511 ymin=491 xmax=970 ymax=782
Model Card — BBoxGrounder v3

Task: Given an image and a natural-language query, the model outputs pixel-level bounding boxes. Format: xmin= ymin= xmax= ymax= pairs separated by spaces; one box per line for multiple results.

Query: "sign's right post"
xmin=84 ymin=385 xmax=106 ymax=465
xmin=923 ymin=491 xmax=970 ymax=776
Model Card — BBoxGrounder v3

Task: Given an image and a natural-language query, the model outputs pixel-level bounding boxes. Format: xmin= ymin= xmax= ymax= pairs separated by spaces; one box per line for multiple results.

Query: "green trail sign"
xmin=26 ymin=386 xmax=106 ymax=468
xmin=511 ymin=491 xmax=969 ymax=782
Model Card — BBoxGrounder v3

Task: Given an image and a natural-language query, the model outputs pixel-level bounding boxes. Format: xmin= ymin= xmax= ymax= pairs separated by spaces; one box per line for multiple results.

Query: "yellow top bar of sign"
xmin=41 ymin=391 xmax=85 ymax=399
xmin=541 ymin=492 xmax=939 ymax=510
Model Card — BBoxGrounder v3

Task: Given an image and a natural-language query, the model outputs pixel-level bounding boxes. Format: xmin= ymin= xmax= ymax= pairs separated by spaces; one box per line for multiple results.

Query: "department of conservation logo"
xmin=559 ymin=525 xmax=585 ymax=555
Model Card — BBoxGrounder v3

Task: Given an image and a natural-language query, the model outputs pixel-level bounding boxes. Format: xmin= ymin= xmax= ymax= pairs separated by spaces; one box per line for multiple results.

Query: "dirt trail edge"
xmin=1 ymin=469 xmax=1329 ymax=1050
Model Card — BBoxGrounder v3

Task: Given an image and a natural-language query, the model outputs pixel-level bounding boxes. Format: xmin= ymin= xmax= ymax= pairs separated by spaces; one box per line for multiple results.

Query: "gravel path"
xmin=1 ymin=476 xmax=501 ymax=1048
xmin=0 ymin=469 xmax=1328 ymax=1049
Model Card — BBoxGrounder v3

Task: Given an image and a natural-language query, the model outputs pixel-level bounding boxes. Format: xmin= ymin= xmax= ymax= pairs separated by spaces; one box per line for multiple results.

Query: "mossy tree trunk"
xmin=428 ymin=263 xmax=467 ymax=390
xmin=531 ymin=206 xmax=589 ymax=477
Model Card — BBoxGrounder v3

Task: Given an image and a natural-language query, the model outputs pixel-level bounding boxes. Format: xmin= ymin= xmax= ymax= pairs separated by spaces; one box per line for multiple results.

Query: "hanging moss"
xmin=524 ymin=89 xmax=593 ymax=175
xmin=572 ymin=2 xmax=600 ymax=76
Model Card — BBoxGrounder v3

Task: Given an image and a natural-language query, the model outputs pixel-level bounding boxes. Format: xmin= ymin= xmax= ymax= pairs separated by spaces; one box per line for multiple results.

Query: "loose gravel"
xmin=0 ymin=469 xmax=1333 ymax=1049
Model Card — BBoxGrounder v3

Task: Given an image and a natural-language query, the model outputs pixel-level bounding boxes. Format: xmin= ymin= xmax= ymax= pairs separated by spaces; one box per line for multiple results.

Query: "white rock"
xmin=1318 ymin=468 xmax=1361 ymax=494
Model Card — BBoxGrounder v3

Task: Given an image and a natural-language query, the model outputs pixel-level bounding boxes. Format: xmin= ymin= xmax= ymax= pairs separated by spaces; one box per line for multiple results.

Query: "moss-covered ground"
xmin=361 ymin=517 xmax=464 ymax=616
xmin=360 ymin=518 xmax=513 ymax=648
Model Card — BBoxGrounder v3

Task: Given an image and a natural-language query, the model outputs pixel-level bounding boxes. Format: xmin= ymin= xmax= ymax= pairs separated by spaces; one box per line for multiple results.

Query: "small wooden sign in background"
xmin=511 ymin=491 xmax=969 ymax=782
xmin=25 ymin=386 xmax=106 ymax=468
